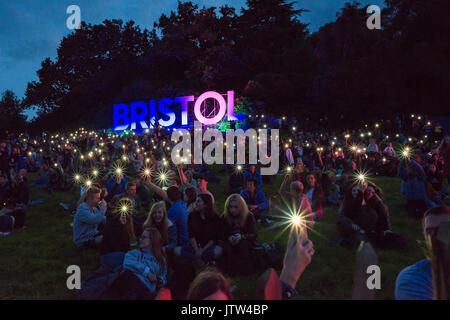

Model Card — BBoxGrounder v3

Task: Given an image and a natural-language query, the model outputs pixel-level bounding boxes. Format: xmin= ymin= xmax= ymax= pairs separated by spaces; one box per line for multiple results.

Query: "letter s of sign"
xmin=366 ymin=5 xmax=381 ymax=30
xmin=366 ymin=265 xmax=381 ymax=290
xmin=66 ymin=265 xmax=81 ymax=290
xmin=66 ymin=5 xmax=81 ymax=30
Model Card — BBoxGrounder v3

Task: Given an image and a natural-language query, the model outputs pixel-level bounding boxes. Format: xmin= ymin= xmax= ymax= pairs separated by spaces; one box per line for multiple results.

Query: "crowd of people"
xmin=0 ymin=113 xmax=449 ymax=299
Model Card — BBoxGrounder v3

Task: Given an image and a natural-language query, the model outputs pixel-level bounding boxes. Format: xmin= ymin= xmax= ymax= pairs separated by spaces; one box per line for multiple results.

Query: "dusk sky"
xmin=0 ymin=0 xmax=384 ymax=120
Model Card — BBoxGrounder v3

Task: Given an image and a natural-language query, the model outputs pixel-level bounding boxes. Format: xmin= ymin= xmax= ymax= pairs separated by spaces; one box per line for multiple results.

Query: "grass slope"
xmin=0 ymin=169 xmax=439 ymax=300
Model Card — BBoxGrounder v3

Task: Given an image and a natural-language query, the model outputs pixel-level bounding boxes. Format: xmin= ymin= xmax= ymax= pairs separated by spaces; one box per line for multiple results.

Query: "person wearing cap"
xmin=194 ymin=174 xmax=214 ymax=204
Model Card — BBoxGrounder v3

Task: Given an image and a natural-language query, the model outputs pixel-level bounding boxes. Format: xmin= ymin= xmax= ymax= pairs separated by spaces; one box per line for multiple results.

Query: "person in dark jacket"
xmin=177 ymin=193 xmax=222 ymax=266
xmin=219 ymin=194 xmax=258 ymax=276
xmin=337 ymin=181 xmax=406 ymax=249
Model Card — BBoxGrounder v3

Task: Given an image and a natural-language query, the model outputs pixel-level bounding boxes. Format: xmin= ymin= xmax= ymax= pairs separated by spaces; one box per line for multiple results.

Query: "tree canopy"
xmin=10 ymin=0 xmax=448 ymax=133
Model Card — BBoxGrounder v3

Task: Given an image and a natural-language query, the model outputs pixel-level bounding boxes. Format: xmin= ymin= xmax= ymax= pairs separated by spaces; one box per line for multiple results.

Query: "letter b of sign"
xmin=66 ymin=265 xmax=81 ymax=290
xmin=366 ymin=5 xmax=381 ymax=30
xmin=66 ymin=5 xmax=81 ymax=30
xmin=366 ymin=265 xmax=381 ymax=290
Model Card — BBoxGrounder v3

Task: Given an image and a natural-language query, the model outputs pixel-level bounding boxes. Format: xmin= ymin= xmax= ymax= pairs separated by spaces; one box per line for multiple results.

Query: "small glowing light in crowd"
xmin=155 ymin=169 xmax=174 ymax=187
xmin=286 ymin=166 xmax=292 ymax=173
xmin=382 ymin=157 xmax=387 ymax=163
xmin=427 ymin=121 xmax=431 ymax=125
xmin=360 ymin=133 xmax=364 ymax=138
xmin=84 ymin=179 xmax=92 ymax=189
xmin=92 ymin=169 xmax=99 ymax=177
xmin=411 ymin=114 xmax=415 ymax=118
xmin=417 ymin=116 xmax=421 ymax=120
xmin=345 ymin=134 xmax=350 ymax=139
xmin=292 ymin=127 xmax=296 ymax=131
xmin=140 ymin=166 xmax=153 ymax=179
xmin=54 ymin=163 xmax=58 ymax=167
xmin=375 ymin=123 xmax=379 ymax=128
xmin=122 ymin=155 xmax=128 ymax=161
xmin=28 ymin=152 xmax=32 ymax=156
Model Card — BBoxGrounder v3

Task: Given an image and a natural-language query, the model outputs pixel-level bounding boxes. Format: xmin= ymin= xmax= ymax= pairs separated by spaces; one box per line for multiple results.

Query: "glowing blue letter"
xmin=158 ymin=98 xmax=176 ymax=127
xmin=130 ymin=102 xmax=148 ymax=130
xmin=114 ymin=104 xmax=129 ymax=131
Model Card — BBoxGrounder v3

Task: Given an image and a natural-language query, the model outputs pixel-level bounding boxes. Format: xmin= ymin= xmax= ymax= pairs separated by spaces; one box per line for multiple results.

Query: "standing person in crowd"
xmin=219 ymin=194 xmax=258 ymax=276
xmin=240 ymin=179 xmax=270 ymax=223
xmin=73 ymin=187 xmax=107 ymax=249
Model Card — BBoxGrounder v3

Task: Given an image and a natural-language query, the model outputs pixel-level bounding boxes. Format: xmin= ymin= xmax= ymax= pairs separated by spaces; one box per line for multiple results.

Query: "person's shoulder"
xmin=395 ymin=259 xmax=433 ymax=300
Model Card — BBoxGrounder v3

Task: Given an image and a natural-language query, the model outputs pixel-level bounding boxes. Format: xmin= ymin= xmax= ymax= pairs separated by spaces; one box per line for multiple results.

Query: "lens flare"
xmin=154 ymin=168 xmax=175 ymax=187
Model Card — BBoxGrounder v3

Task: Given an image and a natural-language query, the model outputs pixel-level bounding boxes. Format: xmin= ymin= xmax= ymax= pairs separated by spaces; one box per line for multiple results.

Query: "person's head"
xmin=422 ymin=205 xmax=450 ymax=298
xmin=249 ymin=165 xmax=256 ymax=174
xmin=126 ymin=182 xmax=137 ymax=198
xmin=290 ymin=180 xmax=304 ymax=196
xmin=187 ymin=270 xmax=231 ymax=300
xmin=140 ymin=228 xmax=165 ymax=264
xmin=197 ymin=177 xmax=208 ymax=190
xmin=428 ymin=163 xmax=437 ymax=174
xmin=246 ymin=179 xmax=257 ymax=193
xmin=296 ymin=160 xmax=304 ymax=168
xmin=388 ymin=142 xmax=393 ymax=148
xmin=166 ymin=186 xmax=182 ymax=202
xmin=185 ymin=169 xmax=194 ymax=182
xmin=306 ymin=174 xmax=316 ymax=188
xmin=183 ymin=187 xmax=197 ymax=206
xmin=423 ymin=206 xmax=450 ymax=244
xmin=223 ymin=194 xmax=248 ymax=221
xmin=195 ymin=193 xmax=214 ymax=214
xmin=86 ymin=187 xmax=101 ymax=207
xmin=145 ymin=201 xmax=167 ymax=226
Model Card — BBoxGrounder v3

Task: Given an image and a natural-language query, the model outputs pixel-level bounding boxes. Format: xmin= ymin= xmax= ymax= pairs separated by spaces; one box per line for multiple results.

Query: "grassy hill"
xmin=0 ymin=169 xmax=440 ymax=300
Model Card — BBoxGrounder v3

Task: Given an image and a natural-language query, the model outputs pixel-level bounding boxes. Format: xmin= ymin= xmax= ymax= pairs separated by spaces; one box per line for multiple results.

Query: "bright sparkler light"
xmin=154 ymin=168 xmax=175 ymax=187
xmin=352 ymin=169 xmax=371 ymax=186
xmin=140 ymin=166 xmax=153 ymax=179
xmin=112 ymin=162 xmax=126 ymax=179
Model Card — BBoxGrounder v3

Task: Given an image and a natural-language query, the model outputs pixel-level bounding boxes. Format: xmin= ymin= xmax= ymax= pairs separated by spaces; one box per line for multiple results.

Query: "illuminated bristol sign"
xmin=113 ymin=90 xmax=245 ymax=131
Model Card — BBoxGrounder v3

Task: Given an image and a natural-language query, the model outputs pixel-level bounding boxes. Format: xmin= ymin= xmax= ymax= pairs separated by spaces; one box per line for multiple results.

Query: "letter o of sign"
xmin=194 ymin=91 xmax=226 ymax=125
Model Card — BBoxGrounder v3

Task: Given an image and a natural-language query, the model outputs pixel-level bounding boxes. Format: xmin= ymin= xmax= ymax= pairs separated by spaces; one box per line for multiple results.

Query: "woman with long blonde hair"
xmin=219 ymin=194 xmax=257 ymax=276
xmin=143 ymin=201 xmax=177 ymax=253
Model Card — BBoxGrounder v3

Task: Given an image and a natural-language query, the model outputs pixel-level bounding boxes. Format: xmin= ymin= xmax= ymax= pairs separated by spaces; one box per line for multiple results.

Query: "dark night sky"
xmin=0 ymin=0 xmax=384 ymax=119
